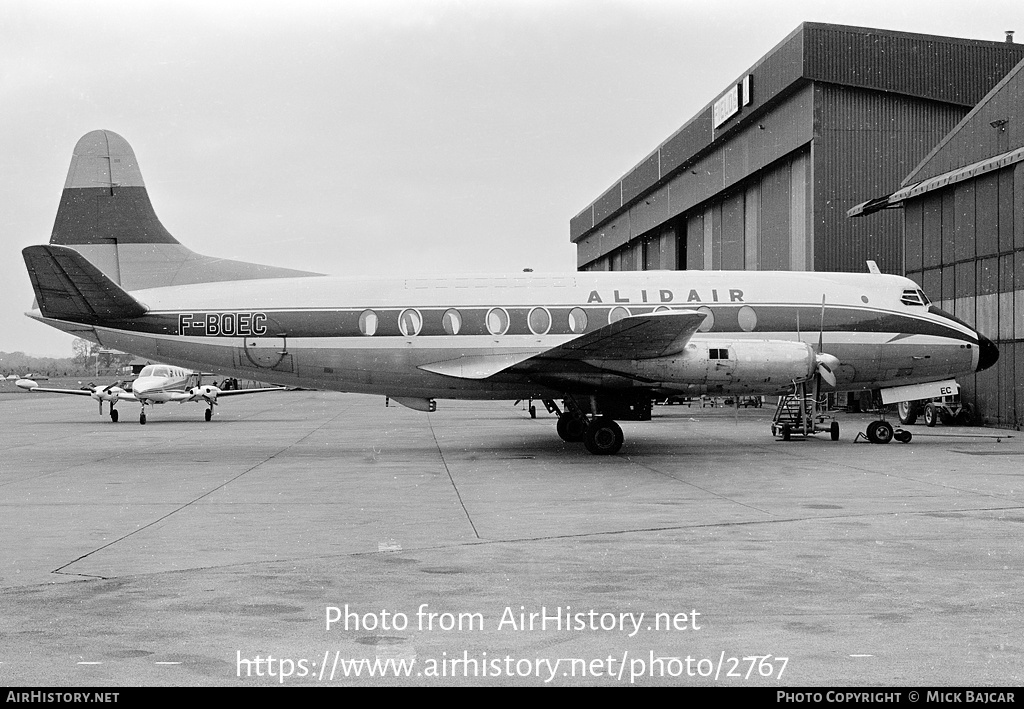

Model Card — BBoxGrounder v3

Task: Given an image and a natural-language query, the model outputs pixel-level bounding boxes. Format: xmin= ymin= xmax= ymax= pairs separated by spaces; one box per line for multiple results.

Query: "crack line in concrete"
xmin=427 ymin=414 xmax=481 ymax=540
xmin=51 ymin=410 xmax=348 ymax=578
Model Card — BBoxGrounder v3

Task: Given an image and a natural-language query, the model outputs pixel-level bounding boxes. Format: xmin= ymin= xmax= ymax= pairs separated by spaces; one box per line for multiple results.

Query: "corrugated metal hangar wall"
xmin=571 ymin=23 xmax=1024 ymax=277
xmin=859 ymin=57 xmax=1024 ymax=428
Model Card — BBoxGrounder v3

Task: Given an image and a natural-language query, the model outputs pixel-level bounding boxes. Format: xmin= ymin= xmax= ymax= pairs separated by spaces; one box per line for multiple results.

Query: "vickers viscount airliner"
xmin=21 ymin=131 xmax=998 ymax=453
xmin=17 ymin=364 xmax=284 ymax=423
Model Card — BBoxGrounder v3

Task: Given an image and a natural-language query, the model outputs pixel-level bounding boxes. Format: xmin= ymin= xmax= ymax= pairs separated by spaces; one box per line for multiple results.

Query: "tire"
xmin=529 ymin=405 xmax=536 ymax=419
xmin=556 ymin=414 xmax=588 ymax=443
xmin=781 ymin=424 xmax=791 ymax=441
xmin=584 ymin=417 xmax=624 ymax=455
xmin=897 ymin=401 xmax=919 ymax=425
xmin=110 ymin=409 xmax=119 ymax=423
xmin=830 ymin=421 xmax=840 ymax=441
xmin=205 ymin=408 xmax=213 ymax=422
xmin=867 ymin=420 xmax=894 ymax=444
xmin=896 ymin=430 xmax=913 ymax=443
xmin=923 ymin=403 xmax=938 ymax=427
xmin=938 ymin=409 xmax=955 ymax=426
xmin=139 ymin=412 xmax=147 ymax=425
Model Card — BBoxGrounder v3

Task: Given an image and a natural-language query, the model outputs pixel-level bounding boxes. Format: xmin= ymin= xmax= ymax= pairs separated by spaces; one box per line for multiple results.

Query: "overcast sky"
xmin=2 ymin=0 xmax=1019 ymax=358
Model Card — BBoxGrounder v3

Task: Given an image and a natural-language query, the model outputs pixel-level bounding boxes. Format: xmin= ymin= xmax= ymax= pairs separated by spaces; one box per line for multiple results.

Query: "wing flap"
xmin=22 ymin=245 xmax=148 ymax=321
xmin=418 ymin=352 xmax=542 ymax=379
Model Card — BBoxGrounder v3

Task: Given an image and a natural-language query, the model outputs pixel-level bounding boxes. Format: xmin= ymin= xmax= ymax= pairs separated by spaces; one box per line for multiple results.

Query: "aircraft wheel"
xmin=830 ymin=421 xmax=840 ymax=441
xmin=529 ymin=405 xmax=536 ymax=419
xmin=139 ymin=412 xmax=147 ymax=425
xmin=584 ymin=417 xmax=623 ymax=455
xmin=896 ymin=429 xmax=913 ymax=443
xmin=923 ymin=403 xmax=938 ymax=427
xmin=110 ymin=409 xmax=119 ymax=423
xmin=867 ymin=420 xmax=893 ymax=444
xmin=897 ymin=401 xmax=919 ymax=425
xmin=205 ymin=408 xmax=212 ymax=422
xmin=556 ymin=414 xmax=588 ymax=443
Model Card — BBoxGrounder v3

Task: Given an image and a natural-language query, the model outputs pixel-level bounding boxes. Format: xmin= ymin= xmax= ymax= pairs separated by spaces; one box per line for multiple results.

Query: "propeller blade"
xmin=818 ymin=294 xmax=826 ymax=353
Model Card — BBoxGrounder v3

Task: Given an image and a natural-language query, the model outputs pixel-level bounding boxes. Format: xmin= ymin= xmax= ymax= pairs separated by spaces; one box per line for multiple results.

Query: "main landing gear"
xmin=556 ymin=413 xmax=624 ymax=455
xmin=546 ymin=399 xmax=626 ymax=456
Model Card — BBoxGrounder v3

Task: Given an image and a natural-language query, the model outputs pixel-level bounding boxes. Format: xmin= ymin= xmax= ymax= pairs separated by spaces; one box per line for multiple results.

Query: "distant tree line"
xmin=1 ymin=339 xmax=135 ymax=378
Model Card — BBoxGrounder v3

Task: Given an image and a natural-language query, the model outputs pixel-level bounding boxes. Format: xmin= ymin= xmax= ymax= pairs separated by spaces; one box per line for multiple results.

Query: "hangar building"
xmin=852 ymin=56 xmax=1024 ymax=429
xmin=571 ymin=23 xmax=1024 ymax=277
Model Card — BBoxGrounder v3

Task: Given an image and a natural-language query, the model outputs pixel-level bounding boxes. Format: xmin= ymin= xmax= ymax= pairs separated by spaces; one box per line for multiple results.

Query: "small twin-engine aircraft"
xmin=17 ymin=364 xmax=284 ymax=424
xmin=21 ymin=131 xmax=998 ymax=452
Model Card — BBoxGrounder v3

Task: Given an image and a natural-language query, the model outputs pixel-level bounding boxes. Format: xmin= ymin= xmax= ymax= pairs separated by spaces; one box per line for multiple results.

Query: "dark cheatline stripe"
xmin=93 ymin=303 xmax=978 ymax=343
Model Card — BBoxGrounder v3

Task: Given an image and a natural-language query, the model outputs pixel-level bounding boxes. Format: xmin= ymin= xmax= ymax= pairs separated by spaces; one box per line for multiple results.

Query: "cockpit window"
xmin=901 ymin=289 xmax=930 ymax=307
xmin=139 ymin=365 xmax=154 ymax=377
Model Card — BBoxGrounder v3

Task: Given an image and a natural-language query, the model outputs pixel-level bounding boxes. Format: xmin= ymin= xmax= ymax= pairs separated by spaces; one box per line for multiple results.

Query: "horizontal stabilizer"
xmin=23 ymin=245 xmax=148 ymax=321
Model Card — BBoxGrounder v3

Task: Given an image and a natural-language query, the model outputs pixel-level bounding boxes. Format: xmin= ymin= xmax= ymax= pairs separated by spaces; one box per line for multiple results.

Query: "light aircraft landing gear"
xmin=205 ymin=408 xmax=213 ymax=422
xmin=110 ymin=408 xmax=119 ymax=423
xmin=139 ymin=411 xmax=147 ymax=425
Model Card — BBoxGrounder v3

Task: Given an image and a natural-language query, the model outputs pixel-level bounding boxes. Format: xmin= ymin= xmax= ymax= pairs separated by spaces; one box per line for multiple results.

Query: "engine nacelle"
xmin=598 ymin=339 xmax=819 ymax=395
xmin=92 ymin=386 xmax=125 ymax=402
xmin=189 ymin=385 xmax=222 ymax=402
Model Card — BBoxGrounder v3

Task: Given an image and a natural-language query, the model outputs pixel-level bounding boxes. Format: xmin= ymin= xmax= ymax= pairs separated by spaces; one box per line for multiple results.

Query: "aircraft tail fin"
xmin=48 ymin=130 xmax=320 ymax=290
xmin=23 ymin=244 xmax=148 ymax=321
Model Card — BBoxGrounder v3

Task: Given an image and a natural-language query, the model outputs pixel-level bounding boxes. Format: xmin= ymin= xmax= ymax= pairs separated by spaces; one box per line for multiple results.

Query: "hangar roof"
xmin=902 ymin=56 xmax=1024 ymax=185
xmin=849 ymin=55 xmax=1024 ymax=215
xmin=572 ymin=22 xmax=1024 ymax=242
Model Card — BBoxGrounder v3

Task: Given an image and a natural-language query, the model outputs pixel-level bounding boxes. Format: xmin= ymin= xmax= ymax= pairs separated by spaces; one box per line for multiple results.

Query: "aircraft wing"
xmin=419 ymin=310 xmax=707 ymax=381
xmin=133 ymin=386 xmax=286 ymax=404
xmin=523 ymin=310 xmax=707 ymax=363
xmin=207 ymin=386 xmax=288 ymax=397
xmin=16 ymin=380 xmax=138 ymax=401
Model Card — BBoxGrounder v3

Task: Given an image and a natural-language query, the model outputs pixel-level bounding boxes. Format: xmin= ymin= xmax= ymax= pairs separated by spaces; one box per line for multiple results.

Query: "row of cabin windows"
xmin=354 ymin=305 xmax=773 ymax=337
xmin=358 ymin=307 xmax=582 ymax=337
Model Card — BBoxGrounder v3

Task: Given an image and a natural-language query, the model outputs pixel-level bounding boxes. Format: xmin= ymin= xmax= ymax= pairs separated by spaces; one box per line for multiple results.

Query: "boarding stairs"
xmin=771 ymin=382 xmax=838 ymax=440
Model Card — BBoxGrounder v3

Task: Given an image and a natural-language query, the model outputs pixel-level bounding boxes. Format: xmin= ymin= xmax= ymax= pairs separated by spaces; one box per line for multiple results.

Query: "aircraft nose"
xmin=976 ymin=335 xmax=999 ymax=372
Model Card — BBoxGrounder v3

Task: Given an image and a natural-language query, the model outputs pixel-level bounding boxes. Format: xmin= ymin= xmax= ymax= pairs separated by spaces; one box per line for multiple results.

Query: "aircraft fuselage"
xmin=29 ymin=269 xmax=987 ymax=401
